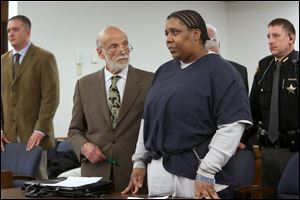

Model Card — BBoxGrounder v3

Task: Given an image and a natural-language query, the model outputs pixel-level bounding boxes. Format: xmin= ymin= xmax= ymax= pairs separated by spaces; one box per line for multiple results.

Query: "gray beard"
xmin=105 ymin=55 xmax=130 ymax=73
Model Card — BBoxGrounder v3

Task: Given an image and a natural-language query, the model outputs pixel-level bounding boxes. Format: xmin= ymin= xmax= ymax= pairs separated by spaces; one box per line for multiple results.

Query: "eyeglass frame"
xmin=102 ymin=42 xmax=133 ymax=53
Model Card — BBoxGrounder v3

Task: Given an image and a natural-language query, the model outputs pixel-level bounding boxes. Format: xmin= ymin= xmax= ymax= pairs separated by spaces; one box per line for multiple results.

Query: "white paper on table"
xmin=127 ymin=196 xmax=169 ymax=199
xmin=42 ymin=177 xmax=102 ymax=187
xmin=148 ymin=196 xmax=169 ymax=199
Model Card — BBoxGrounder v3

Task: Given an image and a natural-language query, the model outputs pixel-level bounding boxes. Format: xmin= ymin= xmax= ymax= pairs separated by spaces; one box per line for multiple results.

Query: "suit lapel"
xmin=5 ymin=52 xmax=14 ymax=81
xmin=92 ymin=69 xmax=112 ymax=126
xmin=12 ymin=44 xmax=35 ymax=86
xmin=117 ymin=66 xmax=141 ymax=126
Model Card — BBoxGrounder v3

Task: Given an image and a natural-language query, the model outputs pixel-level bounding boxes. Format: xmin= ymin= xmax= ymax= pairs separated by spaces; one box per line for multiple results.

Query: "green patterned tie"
xmin=108 ymin=76 xmax=121 ymax=129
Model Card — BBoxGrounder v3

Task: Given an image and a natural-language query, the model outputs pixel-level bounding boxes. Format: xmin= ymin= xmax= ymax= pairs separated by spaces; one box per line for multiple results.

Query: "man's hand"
xmin=237 ymin=142 xmax=246 ymax=150
xmin=81 ymin=142 xmax=106 ymax=164
xmin=1 ymin=132 xmax=11 ymax=151
xmin=195 ymin=180 xmax=219 ymax=199
xmin=26 ymin=131 xmax=44 ymax=151
xmin=121 ymin=168 xmax=146 ymax=195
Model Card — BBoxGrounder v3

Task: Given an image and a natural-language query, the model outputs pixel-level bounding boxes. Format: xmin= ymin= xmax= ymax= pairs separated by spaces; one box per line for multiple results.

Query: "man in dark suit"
xmin=206 ymin=24 xmax=249 ymax=93
xmin=1 ymin=15 xmax=59 ymax=179
xmin=68 ymin=26 xmax=153 ymax=191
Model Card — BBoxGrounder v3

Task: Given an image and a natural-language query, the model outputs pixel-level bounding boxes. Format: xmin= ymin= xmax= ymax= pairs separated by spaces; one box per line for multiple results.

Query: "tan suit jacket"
xmin=68 ymin=65 xmax=153 ymax=191
xmin=1 ymin=44 xmax=59 ymax=149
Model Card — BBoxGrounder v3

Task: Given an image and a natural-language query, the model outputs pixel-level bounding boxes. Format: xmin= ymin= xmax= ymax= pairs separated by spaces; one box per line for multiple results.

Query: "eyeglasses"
xmin=106 ymin=43 xmax=133 ymax=53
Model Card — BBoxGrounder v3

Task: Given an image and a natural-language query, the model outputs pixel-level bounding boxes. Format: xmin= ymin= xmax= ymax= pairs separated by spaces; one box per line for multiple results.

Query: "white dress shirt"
xmin=104 ymin=66 xmax=128 ymax=102
xmin=12 ymin=42 xmax=31 ymax=64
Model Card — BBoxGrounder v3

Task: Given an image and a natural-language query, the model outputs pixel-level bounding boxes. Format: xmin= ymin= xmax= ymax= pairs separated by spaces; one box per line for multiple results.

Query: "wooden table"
xmin=1 ymin=170 xmax=13 ymax=189
xmin=1 ymin=188 xmax=149 ymax=199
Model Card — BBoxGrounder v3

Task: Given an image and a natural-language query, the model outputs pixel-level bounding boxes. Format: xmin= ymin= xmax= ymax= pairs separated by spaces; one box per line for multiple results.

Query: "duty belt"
xmin=260 ymin=129 xmax=299 ymax=151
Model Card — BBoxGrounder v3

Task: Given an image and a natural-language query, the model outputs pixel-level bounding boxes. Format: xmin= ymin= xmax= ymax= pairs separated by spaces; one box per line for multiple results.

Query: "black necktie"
xmin=13 ymin=53 xmax=21 ymax=78
xmin=108 ymin=76 xmax=121 ymax=129
xmin=268 ymin=61 xmax=281 ymax=143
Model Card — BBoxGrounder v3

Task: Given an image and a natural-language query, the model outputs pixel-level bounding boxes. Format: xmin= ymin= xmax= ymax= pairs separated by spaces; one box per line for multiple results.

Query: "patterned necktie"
xmin=13 ymin=53 xmax=21 ymax=78
xmin=268 ymin=61 xmax=282 ymax=143
xmin=108 ymin=76 xmax=121 ymax=129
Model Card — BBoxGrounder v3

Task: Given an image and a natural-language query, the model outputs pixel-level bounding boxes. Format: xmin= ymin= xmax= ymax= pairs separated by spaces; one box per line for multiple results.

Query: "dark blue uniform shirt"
xmin=144 ymin=54 xmax=252 ymax=185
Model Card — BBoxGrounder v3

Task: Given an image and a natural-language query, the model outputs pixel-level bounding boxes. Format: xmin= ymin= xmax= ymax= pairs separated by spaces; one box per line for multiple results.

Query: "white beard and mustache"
xmin=104 ymin=53 xmax=130 ymax=73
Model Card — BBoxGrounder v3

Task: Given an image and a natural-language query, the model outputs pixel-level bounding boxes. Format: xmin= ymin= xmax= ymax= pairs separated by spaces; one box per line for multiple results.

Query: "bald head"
xmin=205 ymin=24 xmax=220 ymax=54
xmin=96 ymin=26 xmax=128 ymax=48
xmin=96 ymin=26 xmax=131 ymax=74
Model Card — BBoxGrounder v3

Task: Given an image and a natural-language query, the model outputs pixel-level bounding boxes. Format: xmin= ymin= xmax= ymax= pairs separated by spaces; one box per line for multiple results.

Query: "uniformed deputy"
xmin=241 ymin=18 xmax=299 ymax=191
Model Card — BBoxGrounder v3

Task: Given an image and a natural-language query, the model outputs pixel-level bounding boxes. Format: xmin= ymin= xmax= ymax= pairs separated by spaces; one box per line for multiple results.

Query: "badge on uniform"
xmin=286 ymin=84 xmax=297 ymax=94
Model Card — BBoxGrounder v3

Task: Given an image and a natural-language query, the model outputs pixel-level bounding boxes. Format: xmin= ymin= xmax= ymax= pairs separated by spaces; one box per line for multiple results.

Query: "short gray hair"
xmin=205 ymin=24 xmax=220 ymax=51
xmin=96 ymin=33 xmax=102 ymax=49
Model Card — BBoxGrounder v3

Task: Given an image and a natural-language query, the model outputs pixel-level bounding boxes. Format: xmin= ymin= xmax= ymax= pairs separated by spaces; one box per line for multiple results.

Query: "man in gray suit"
xmin=68 ymin=26 xmax=153 ymax=191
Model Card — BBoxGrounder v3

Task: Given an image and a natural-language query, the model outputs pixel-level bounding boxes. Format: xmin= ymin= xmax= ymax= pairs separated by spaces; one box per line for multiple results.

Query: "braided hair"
xmin=167 ymin=10 xmax=210 ymax=45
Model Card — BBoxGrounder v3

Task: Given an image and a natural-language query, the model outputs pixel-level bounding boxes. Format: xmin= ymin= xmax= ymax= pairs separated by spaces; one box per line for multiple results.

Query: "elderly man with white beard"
xmin=67 ymin=26 xmax=153 ymax=192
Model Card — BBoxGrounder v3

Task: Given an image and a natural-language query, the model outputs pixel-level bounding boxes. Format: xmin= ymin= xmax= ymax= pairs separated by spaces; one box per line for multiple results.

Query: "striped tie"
xmin=13 ymin=53 xmax=21 ymax=78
